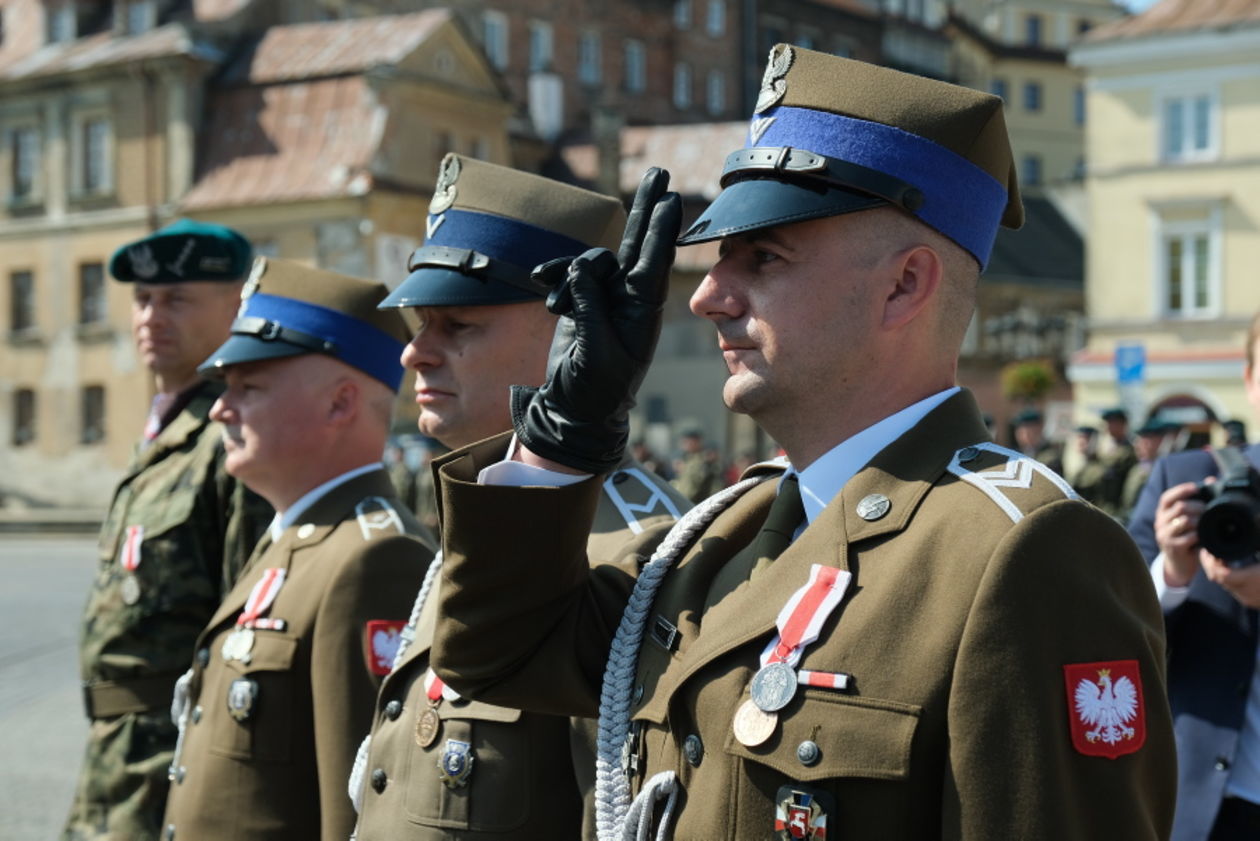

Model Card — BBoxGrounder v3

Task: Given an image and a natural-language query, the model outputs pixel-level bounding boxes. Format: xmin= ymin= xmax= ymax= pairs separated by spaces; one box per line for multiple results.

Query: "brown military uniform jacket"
xmin=431 ymin=392 xmax=1176 ymax=840
xmin=162 ymin=469 xmax=434 ymax=841
xmin=354 ymin=458 xmax=690 ymax=841
xmin=67 ymin=381 xmax=271 ymax=841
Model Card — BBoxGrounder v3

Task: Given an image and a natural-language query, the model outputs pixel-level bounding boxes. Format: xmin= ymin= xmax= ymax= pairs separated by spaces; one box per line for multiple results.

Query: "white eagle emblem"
xmin=1074 ymin=668 xmax=1139 ymax=745
xmin=755 ymin=44 xmax=794 ymax=114
xmin=370 ymin=626 xmax=402 ymax=672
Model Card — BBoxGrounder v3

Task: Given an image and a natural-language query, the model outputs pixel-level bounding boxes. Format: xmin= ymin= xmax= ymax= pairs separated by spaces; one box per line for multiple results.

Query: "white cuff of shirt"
xmin=1150 ymin=552 xmax=1191 ymax=611
xmin=476 ymin=435 xmax=592 ymax=488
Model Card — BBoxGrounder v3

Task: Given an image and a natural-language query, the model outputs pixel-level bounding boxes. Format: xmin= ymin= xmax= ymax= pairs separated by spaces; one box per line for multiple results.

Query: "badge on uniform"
xmin=1064 ymin=659 xmax=1146 ymax=758
xmin=365 ymin=620 xmax=406 ymax=676
xmin=437 ymin=739 xmax=474 ymax=789
xmin=774 ymin=786 xmax=832 ymax=840
xmin=227 ymin=677 xmax=259 ymax=722
xmin=117 ymin=525 xmax=145 ymax=605
xmin=355 ymin=497 xmax=404 ymax=541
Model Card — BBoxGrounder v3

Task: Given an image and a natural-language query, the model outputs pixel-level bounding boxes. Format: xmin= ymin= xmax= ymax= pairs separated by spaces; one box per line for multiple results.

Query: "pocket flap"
xmin=439 ymin=697 xmax=523 ymax=724
xmin=225 ymin=631 xmax=299 ymax=674
xmin=725 ymin=691 xmax=920 ymax=782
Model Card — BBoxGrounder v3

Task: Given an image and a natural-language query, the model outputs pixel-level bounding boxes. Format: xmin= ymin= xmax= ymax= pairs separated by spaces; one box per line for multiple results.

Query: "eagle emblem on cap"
xmin=755 ymin=44 xmax=794 ymax=114
xmin=127 ymin=244 xmax=160 ymax=280
xmin=429 ymin=154 xmax=461 ymax=214
xmin=237 ymin=258 xmax=266 ymax=317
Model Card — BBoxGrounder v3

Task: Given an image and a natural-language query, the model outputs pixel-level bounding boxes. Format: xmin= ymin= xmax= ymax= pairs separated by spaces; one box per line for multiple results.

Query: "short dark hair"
xmin=1248 ymin=310 xmax=1260 ymax=369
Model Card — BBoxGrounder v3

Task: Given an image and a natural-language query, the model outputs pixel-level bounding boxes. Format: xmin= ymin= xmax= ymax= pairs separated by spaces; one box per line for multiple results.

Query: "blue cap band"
xmin=754 ymin=106 xmax=1008 ymax=267
xmin=241 ymin=293 xmax=405 ymax=390
xmin=427 ymin=209 xmax=591 ymax=270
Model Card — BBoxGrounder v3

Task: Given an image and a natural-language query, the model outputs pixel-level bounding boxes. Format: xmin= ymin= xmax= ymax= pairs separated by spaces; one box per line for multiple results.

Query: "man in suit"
xmin=428 ymin=48 xmax=1175 ymax=840
xmin=1127 ymin=311 xmax=1260 ymax=840
xmin=159 ymin=258 xmax=434 ymax=841
xmin=64 ymin=221 xmax=272 ymax=841
xmin=349 ymin=155 xmax=690 ymax=841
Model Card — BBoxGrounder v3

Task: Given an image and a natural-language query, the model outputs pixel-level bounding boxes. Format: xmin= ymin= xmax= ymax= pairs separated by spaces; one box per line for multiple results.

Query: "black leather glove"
xmin=510 ymin=168 xmax=682 ymax=474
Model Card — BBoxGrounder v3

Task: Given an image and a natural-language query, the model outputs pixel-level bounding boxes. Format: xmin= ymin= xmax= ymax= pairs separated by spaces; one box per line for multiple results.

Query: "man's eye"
xmin=755 ymin=250 xmax=780 ymax=264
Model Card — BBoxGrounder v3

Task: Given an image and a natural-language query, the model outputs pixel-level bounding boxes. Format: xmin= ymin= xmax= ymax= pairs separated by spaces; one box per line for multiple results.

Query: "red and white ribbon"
xmin=797 ymin=669 xmax=851 ymax=690
xmin=423 ymin=667 xmax=461 ymax=702
xmin=235 ymin=568 xmax=286 ymax=628
xmin=759 ymin=564 xmax=851 ymax=669
xmin=118 ymin=525 xmax=144 ymax=572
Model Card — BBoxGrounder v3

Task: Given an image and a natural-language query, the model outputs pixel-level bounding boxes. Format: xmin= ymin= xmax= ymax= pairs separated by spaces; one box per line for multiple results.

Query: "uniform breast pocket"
xmin=404 ymin=698 xmax=534 ymax=833
xmin=210 ymin=632 xmax=299 ymax=763
xmin=101 ymin=487 xmax=204 ymax=616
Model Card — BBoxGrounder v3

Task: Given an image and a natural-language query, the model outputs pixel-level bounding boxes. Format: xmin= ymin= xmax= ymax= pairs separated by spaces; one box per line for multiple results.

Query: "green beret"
xmin=110 ymin=219 xmax=252 ymax=284
xmin=1100 ymin=407 xmax=1128 ymax=422
xmin=1013 ymin=408 xmax=1044 ymax=426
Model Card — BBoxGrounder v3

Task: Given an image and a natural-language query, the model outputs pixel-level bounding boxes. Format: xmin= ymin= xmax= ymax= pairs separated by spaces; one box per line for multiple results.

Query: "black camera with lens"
xmin=1192 ymin=446 xmax=1260 ymax=565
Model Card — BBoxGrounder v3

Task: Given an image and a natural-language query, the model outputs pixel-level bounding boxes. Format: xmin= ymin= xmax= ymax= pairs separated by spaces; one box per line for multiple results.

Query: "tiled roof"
xmin=181 ymin=76 xmax=384 ymax=209
xmin=1086 ymin=0 xmax=1260 ymax=42
xmin=0 ymin=24 xmax=208 ymax=80
xmin=218 ymin=10 xmax=451 ymax=85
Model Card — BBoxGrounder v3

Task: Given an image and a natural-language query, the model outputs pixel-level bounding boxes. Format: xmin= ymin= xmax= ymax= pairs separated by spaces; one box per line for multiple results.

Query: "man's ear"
xmin=881 ymin=245 xmax=943 ymax=331
xmin=327 ymin=377 xmax=360 ymax=427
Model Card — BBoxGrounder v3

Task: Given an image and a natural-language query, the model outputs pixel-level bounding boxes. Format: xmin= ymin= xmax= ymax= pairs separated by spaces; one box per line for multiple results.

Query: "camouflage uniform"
xmin=63 ymin=381 xmax=270 ymax=841
xmin=672 ymin=451 xmax=722 ymax=503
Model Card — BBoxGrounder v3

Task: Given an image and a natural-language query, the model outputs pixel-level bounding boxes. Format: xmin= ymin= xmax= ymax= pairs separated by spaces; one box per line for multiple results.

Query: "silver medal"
xmin=120 ymin=574 xmax=142 ymax=605
xmin=750 ymin=661 xmax=797 ymax=712
xmin=221 ymin=627 xmax=255 ymax=664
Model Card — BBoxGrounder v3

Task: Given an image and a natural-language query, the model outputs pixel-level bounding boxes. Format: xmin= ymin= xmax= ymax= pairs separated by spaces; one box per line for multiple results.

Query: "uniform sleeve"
xmin=310 ymin=533 xmax=432 ymax=841
xmin=431 ymin=442 xmax=650 ymax=718
xmin=943 ymin=500 xmax=1175 ymax=841
xmin=1126 ymin=456 xmax=1172 ymax=563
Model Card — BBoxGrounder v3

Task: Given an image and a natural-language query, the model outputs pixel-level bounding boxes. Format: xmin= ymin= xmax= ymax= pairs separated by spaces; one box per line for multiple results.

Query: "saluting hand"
xmin=511 ymin=168 xmax=682 ymax=474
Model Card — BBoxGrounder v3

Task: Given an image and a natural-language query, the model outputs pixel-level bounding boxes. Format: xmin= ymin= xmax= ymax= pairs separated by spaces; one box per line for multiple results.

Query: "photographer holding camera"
xmin=1128 ymin=311 xmax=1260 ymax=841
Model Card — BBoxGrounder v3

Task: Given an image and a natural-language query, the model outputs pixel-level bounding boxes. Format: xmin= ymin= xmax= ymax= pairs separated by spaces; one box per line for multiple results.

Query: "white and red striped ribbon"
xmin=118 ymin=525 xmax=144 ymax=572
xmin=797 ymin=669 xmax=850 ymax=690
xmin=759 ymin=563 xmax=851 ymax=669
xmin=235 ymin=568 xmax=286 ymax=628
xmin=423 ymin=667 xmax=461 ymax=702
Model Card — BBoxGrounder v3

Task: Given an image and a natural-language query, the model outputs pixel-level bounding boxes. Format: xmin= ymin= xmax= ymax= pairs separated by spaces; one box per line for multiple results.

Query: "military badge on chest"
xmin=437 ymin=738 xmax=475 ymax=789
xmin=116 ymin=525 xmax=145 ymax=605
xmin=774 ymin=786 xmax=833 ymax=840
xmin=222 ymin=567 xmax=287 ymax=665
xmin=227 ymin=677 xmax=259 ymax=722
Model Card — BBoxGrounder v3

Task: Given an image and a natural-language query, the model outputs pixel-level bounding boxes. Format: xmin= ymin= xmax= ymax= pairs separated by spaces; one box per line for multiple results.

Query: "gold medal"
xmin=415 ymin=701 xmax=441 ymax=749
xmin=221 ymin=627 xmax=255 ymax=664
xmin=120 ymin=573 xmax=142 ymax=606
xmin=732 ymin=697 xmax=778 ymax=747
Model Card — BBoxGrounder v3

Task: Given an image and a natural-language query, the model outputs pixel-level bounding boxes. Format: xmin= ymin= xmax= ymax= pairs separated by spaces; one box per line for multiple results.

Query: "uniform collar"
xmin=791 ymin=386 xmax=960 ymax=525
xmin=270 ymin=462 xmax=384 ymax=540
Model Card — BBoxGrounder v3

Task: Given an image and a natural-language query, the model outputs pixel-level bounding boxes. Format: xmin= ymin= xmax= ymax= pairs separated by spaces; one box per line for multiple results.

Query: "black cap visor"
xmin=197 ymin=334 xmax=308 ymax=379
xmin=677 ymin=176 xmax=888 ymax=245
xmin=379 ymin=266 xmax=542 ymax=309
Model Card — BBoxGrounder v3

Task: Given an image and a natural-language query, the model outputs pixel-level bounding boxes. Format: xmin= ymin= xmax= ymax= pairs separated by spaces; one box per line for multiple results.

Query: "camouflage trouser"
xmin=61 ymin=712 xmax=176 ymax=841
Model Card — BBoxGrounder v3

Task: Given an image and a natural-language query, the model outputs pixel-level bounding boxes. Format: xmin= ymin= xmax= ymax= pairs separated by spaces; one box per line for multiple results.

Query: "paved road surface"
xmin=0 ymin=536 xmax=94 ymax=841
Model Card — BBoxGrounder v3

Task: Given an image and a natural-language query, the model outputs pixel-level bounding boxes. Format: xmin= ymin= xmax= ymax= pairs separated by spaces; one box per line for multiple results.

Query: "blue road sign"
xmin=1115 ymin=343 xmax=1146 ymax=384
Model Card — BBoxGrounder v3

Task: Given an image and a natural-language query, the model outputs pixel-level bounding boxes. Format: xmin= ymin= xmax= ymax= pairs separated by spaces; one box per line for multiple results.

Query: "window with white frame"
xmin=578 ymin=31 xmax=602 ymax=86
xmin=78 ymin=262 xmax=106 ymax=325
xmin=1023 ymin=81 xmax=1041 ymax=112
xmin=706 ymin=0 xmax=724 ymax=36
xmin=13 ymin=388 xmax=36 ymax=446
xmin=528 ymin=20 xmax=553 ymax=72
xmin=674 ymin=0 xmax=692 ymax=30
xmin=10 ymin=269 xmax=34 ymax=332
xmin=1157 ymin=206 xmax=1220 ymax=318
xmin=81 ymin=384 xmax=105 ymax=444
xmin=673 ymin=62 xmax=692 ymax=109
xmin=624 ymin=39 xmax=646 ymax=93
xmin=79 ymin=115 xmax=112 ymax=195
xmin=1025 ymin=14 xmax=1042 ymax=46
xmin=10 ymin=125 xmax=40 ymax=200
xmin=482 ymin=11 xmax=508 ymax=70
xmin=706 ymin=70 xmax=725 ymax=116
xmin=1162 ymin=92 xmax=1216 ymax=162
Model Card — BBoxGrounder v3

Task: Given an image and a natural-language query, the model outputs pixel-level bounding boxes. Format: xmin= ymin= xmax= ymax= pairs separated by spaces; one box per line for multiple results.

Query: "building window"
xmin=73 ymin=115 xmax=112 ymax=195
xmin=121 ymin=0 xmax=155 ymax=35
xmin=1158 ymin=207 xmax=1220 ymax=318
xmin=10 ymin=126 xmax=40 ymax=200
xmin=706 ymin=0 xmax=725 ymax=36
xmin=48 ymin=2 xmax=77 ymax=43
xmin=991 ymin=78 xmax=1008 ymax=101
xmin=78 ymin=262 xmax=106 ymax=325
xmin=578 ymin=31 xmax=602 ymax=86
xmin=1021 ymin=154 xmax=1042 ymax=186
xmin=706 ymin=70 xmax=725 ymax=116
xmin=13 ymin=388 xmax=35 ymax=446
xmin=1023 ymin=81 xmax=1041 ymax=112
xmin=674 ymin=0 xmax=691 ymax=30
xmin=10 ymin=270 xmax=34 ymax=332
xmin=81 ymin=385 xmax=105 ymax=445
xmin=1025 ymin=14 xmax=1042 ymax=46
xmin=624 ymin=39 xmax=646 ymax=93
xmin=482 ymin=11 xmax=508 ymax=70
xmin=673 ymin=62 xmax=692 ymax=109
xmin=1162 ymin=93 xmax=1215 ymax=162
xmin=528 ymin=20 xmax=553 ymax=72
xmin=1074 ymin=85 xmax=1085 ymax=125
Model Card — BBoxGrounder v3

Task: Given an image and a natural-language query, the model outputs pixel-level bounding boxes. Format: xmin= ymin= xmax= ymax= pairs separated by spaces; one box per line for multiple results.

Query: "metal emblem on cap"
xmin=237 ymin=258 xmax=265 ymax=318
xmin=429 ymin=154 xmax=461 ymax=214
xmin=437 ymin=739 xmax=475 ymax=789
xmin=755 ymin=44 xmax=794 ymax=114
xmin=750 ymin=661 xmax=797 ymax=712
xmin=120 ymin=573 xmax=142 ymax=606
xmin=128 ymin=244 xmax=159 ymax=280
xmin=856 ymin=493 xmax=891 ymax=521
xmin=733 ymin=697 xmax=778 ymax=747
xmin=226 ymin=677 xmax=258 ymax=722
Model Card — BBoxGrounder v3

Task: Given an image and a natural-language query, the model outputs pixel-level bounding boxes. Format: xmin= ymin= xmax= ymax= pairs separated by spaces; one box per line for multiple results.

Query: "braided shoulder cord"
xmin=594 ymin=476 xmax=768 ymax=841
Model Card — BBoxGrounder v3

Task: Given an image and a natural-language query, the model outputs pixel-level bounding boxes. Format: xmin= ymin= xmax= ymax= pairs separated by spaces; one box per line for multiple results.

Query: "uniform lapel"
xmin=203 ymin=527 xmax=297 ymax=633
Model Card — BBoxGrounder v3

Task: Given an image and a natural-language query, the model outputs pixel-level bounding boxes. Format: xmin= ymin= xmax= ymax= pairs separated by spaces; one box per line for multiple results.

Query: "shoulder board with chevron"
xmin=946 ymin=442 xmax=1079 ymax=524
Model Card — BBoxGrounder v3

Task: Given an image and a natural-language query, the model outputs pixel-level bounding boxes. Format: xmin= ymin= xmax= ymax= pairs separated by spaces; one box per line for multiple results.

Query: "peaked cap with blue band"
xmin=199 ymin=257 xmax=410 ymax=391
xmin=677 ymin=45 xmax=1023 ymax=269
xmin=110 ymin=219 xmax=253 ymax=283
xmin=379 ymin=154 xmax=627 ymax=309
